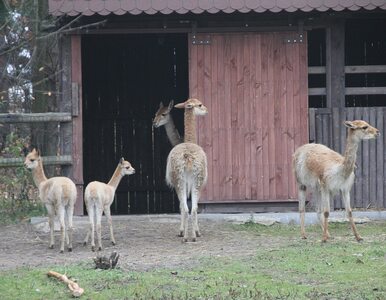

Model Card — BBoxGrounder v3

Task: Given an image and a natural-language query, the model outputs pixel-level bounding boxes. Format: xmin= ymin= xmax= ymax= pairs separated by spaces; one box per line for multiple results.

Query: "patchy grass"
xmin=0 ymin=221 xmax=385 ymax=299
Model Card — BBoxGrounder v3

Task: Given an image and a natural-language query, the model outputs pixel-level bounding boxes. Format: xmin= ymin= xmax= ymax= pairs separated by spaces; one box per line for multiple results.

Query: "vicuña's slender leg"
xmin=96 ymin=205 xmax=103 ymax=251
xmin=66 ymin=204 xmax=74 ymax=252
xmin=320 ymin=189 xmax=330 ymax=243
xmin=298 ymin=185 xmax=307 ymax=239
xmin=104 ymin=207 xmax=116 ymax=245
xmin=342 ymin=189 xmax=362 ymax=242
xmin=191 ymin=188 xmax=201 ymax=241
xmin=58 ymin=205 xmax=66 ymax=253
xmin=177 ymin=185 xmax=189 ymax=242
xmin=47 ymin=205 xmax=55 ymax=249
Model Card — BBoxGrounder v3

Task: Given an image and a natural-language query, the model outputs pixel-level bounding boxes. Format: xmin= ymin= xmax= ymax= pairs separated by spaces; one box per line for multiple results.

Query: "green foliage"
xmin=0 ymin=133 xmax=44 ymax=224
xmin=0 ymin=222 xmax=385 ymax=299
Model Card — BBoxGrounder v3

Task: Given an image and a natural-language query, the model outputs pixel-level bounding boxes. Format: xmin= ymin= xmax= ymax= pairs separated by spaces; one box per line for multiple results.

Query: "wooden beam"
xmin=326 ymin=18 xmax=345 ymax=108
xmin=309 ymin=65 xmax=386 ymax=75
xmin=308 ymin=66 xmax=326 ymax=74
xmin=345 ymin=65 xmax=386 ymax=74
xmin=0 ymin=112 xmax=71 ymax=123
xmin=308 ymin=87 xmax=326 ymax=96
xmin=0 ymin=155 xmax=72 ymax=168
xmin=345 ymin=87 xmax=386 ymax=95
xmin=71 ymin=35 xmax=84 ymax=215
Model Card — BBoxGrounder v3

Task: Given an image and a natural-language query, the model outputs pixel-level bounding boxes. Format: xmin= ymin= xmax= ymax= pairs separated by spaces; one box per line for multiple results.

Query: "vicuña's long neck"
xmin=342 ymin=132 xmax=359 ymax=178
xmin=32 ymin=160 xmax=48 ymax=187
xmin=107 ymin=164 xmax=123 ymax=190
xmin=183 ymin=108 xmax=196 ymax=143
xmin=164 ymin=117 xmax=182 ymax=146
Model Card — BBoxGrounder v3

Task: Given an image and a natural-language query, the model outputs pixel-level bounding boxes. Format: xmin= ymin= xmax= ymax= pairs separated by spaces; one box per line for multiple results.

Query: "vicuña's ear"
xmin=159 ymin=101 xmax=164 ymax=109
xmin=120 ymin=157 xmax=124 ymax=164
xmin=344 ymin=121 xmax=357 ymax=129
xmin=174 ymin=102 xmax=185 ymax=109
xmin=32 ymin=148 xmax=40 ymax=156
xmin=168 ymin=100 xmax=174 ymax=110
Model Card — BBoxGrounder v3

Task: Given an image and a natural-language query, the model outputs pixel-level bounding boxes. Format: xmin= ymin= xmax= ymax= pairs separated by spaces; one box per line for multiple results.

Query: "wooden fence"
xmin=0 ymin=112 xmax=72 ymax=168
xmin=309 ymin=107 xmax=385 ymax=209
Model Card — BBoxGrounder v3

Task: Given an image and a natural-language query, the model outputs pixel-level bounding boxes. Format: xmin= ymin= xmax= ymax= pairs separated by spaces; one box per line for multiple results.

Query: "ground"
xmin=0 ymin=214 xmax=273 ymax=271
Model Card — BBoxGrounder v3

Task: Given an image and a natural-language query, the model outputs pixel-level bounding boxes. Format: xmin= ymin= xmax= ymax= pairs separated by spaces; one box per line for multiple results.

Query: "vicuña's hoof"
xmin=178 ymin=232 xmax=183 ymax=237
xmin=111 ymin=241 xmax=116 ymax=246
xmin=83 ymin=242 xmax=87 ymax=247
xmin=195 ymin=231 xmax=201 ymax=237
xmin=91 ymin=246 xmax=95 ymax=252
xmin=98 ymin=247 xmax=102 ymax=251
xmin=182 ymin=238 xmax=188 ymax=243
xmin=68 ymin=247 xmax=72 ymax=252
xmin=49 ymin=245 xmax=54 ymax=249
xmin=60 ymin=250 xmax=64 ymax=254
xmin=191 ymin=237 xmax=197 ymax=242
xmin=356 ymin=237 xmax=363 ymax=242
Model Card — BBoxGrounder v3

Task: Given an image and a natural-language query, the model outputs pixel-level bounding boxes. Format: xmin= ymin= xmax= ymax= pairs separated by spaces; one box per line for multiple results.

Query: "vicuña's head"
xmin=174 ymin=98 xmax=208 ymax=116
xmin=24 ymin=148 xmax=40 ymax=170
xmin=153 ymin=100 xmax=174 ymax=128
xmin=119 ymin=157 xmax=135 ymax=176
xmin=344 ymin=120 xmax=380 ymax=141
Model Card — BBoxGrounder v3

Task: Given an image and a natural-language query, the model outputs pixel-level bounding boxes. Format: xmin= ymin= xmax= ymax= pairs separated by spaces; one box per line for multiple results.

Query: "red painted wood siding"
xmin=189 ymin=32 xmax=308 ymax=203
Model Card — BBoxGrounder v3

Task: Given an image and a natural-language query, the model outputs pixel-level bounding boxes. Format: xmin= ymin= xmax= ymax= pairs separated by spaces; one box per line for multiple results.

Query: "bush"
xmin=0 ymin=132 xmax=45 ymax=224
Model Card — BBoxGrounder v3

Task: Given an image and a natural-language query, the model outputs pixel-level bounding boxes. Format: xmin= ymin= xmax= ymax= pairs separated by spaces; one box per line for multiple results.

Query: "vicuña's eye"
xmin=362 ymin=126 xmax=368 ymax=130
xmin=199 ymin=104 xmax=202 ymax=107
xmin=30 ymin=159 xmax=35 ymax=162
xmin=162 ymin=113 xmax=167 ymax=116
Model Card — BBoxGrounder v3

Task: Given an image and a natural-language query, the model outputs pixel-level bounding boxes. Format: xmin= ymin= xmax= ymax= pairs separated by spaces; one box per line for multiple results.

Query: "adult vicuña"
xmin=293 ymin=120 xmax=379 ymax=242
xmin=153 ymin=100 xmax=183 ymax=146
xmin=24 ymin=148 xmax=77 ymax=253
xmin=83 ymin=158 xmax=135 ymax=251
xmin=166 ymin=98 xmax=208 ymax=242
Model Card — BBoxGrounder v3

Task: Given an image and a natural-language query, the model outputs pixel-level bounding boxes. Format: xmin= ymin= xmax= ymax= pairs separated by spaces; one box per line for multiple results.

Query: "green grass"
xmin=0 ymin=222 xmax=385 ymax=300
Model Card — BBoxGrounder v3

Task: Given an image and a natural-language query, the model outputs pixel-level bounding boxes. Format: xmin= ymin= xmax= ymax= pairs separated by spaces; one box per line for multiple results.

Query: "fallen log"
xmin=47 ymin=270 xmax=84 ymax=297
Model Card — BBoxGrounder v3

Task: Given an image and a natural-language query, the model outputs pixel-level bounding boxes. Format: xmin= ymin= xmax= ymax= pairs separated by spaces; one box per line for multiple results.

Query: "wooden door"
xmin=189 ymin=32 xmax=309 ymax=203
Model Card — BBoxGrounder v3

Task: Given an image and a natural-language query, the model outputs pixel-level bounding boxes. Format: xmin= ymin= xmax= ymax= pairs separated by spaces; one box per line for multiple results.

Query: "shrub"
xmin=0 ymin=132 xmax=45 ymax=224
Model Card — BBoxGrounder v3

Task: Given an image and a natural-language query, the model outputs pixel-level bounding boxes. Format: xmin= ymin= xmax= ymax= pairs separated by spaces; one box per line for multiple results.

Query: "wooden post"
xmin=326 ymin=18 xmax=345 ymax=109
xmin=58 ymin=35 xmax=84 ymax=215
xmin=71 ymin=35 xmax=84 ymax=215
xmin=326 ymin=18 xmax=345 ymax=210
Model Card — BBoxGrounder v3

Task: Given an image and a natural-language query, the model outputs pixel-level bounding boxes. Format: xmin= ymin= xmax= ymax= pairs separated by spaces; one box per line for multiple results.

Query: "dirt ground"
xmin=0 ymin=214 xmax=283 ymax=272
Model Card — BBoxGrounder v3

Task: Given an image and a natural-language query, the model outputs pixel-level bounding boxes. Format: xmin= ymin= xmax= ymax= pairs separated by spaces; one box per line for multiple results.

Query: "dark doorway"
xmin=82 ymin=34 xmax=188 ymax=214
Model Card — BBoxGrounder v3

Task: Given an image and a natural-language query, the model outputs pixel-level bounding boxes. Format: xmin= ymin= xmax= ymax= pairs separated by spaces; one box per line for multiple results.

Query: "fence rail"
xmin=309 ymin=107 xmax=386 ymax=209
xmin=0 ymin=112 xmax=72 ymax=123
xmin=0 ymin=155 xmax=72 ymax=168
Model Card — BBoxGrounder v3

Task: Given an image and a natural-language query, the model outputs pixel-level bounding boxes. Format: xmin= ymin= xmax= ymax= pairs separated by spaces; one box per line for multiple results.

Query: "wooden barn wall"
xmin=309 ymin=107 xmax=386 ymax=209
xmin=189 ymin=32 xmax=309 ymax=203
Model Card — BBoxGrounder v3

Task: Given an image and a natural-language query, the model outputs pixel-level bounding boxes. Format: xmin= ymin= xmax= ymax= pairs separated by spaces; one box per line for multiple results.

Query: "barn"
xmin=48 ymin=0 xmax=386 ymax=215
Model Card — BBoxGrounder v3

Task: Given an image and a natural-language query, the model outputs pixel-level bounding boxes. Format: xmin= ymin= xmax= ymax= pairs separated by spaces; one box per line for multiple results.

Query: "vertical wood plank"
xmin=71 ymin=35 xmax=84 ymax=215
xmin=369 ymin=108 xmax=377 ymax=208
xmin=243 ymin=34 xmax=252 ymax=200
xmin=261 ymin=33 xmax=270 ymax=199
xmin=211 ymin=35 xmax=220 ymax=201
xmin=376 ymin=109 xmax=384 ymax=208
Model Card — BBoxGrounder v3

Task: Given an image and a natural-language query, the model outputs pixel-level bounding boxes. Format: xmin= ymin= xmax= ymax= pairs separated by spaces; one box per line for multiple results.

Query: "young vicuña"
xmin=293 ymin=120 xmax=379 ymax=242
xmin=24 ymin=148 xmax=77 ymax=253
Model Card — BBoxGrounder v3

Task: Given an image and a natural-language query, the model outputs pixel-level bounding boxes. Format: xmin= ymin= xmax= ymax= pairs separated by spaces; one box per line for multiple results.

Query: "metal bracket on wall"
xmin=191 ymin=22 xmax=211 ymax=45
xmin=284 ymin=32 xmax=304 ymax=44
xmin=284 ymin=20 xmax=304 ymax=44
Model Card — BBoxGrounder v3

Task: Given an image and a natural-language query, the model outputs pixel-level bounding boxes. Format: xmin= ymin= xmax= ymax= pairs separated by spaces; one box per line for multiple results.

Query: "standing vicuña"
xmin=153 ymin=100 xmax=183 ymax=146
xmin=83 ymin=158 xmax=135 ymax=251
xmin=24 ymin=148 xmax=77 ymax=253
xmin=293 ymin=120 xmax=379 ymax=242
xmin=166 ymin=98 xmax=208 ymax=242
